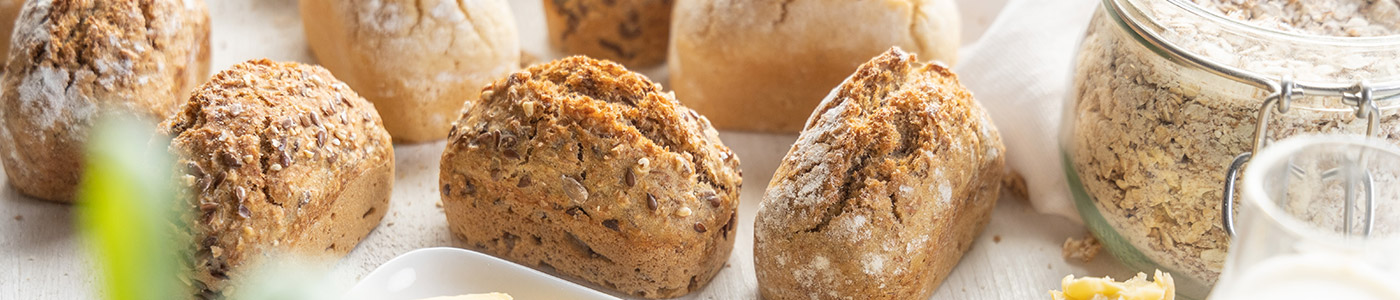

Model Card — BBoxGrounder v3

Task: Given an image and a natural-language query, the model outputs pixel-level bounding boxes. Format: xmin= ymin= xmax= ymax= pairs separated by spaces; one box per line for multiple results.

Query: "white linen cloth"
xmin=955 ymin=0 xmax=1101 ymax=222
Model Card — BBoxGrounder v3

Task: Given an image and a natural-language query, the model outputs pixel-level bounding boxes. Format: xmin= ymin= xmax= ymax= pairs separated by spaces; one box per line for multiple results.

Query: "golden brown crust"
xmin=543 ymin=0 xmax=672 ymax=68
xmin=754 ymin=48 xmax=1004 ymax=300
xmin=440 ymin=56 xmax=741 ymax=298
xmin=163 ymin=59 xmax=394 ymax=299
xmin=0 ymin=0 xmax=210 ymax=202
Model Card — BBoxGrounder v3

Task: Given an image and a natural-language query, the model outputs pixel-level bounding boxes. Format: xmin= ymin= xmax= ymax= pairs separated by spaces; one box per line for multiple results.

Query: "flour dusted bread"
xmin=0 ymin=0 xmax=210 ymax=202
xmin=440 ymin=56 xmax=741 ymax=298
xmin=164 ymin=59 xmax=393 ymax=299
xmin=301 ymin=0 xmax=520 ymax=142
xmin=544 ymin=0 xmax=674 ymax=68
xmin=754 ymin=48 xmax=1003 ymax=299
xmin=669 ymin=0 xmax=960 ymax=133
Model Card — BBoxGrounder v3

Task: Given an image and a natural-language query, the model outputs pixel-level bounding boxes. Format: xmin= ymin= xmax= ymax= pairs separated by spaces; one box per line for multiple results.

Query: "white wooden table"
xmin=0 ymin=0 xmax=1134 ymax=298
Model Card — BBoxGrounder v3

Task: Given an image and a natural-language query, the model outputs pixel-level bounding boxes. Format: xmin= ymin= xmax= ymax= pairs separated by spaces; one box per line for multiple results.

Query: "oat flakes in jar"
xmin=1061 ymin=0 xmax=1400 ymax=298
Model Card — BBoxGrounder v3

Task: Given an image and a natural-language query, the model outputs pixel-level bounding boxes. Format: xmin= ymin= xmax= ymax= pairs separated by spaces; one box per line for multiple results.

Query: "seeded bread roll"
xmin=164 ymin=59 xmax=394 ymax=299
xmin=0 ymin=0 xmax=211 ymax=202
xmin=440 ymin=56 xmax=741 ymax=299
xmin=301 ymin=0 xmax=520 ymax=142
xmin=669 ymin=0 xmax=960 ymax=133
xmin=543 ymin=0 xmax=674 ymax=68
xmin=754 ymin=48 xmax=1004 ymax=300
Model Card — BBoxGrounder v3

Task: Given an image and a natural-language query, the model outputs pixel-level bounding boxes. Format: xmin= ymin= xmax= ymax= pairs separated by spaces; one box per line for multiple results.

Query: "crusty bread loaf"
xmin=0 ymin=0 xmax=210 ymax=202
xmin=440 ymin=56 xmax=741 ymax=299
xmin=543 ymin=0 xmax=673 ymax=68
xmin=754 ymin=48 xmax=1003 ymax=299
xmin=669 ymin=0 xmax=960 ymax=133
xmin=301 ymin=0 xmax=520 ymax=143
xmin=163 ymin=59 xmax=394 ymax=299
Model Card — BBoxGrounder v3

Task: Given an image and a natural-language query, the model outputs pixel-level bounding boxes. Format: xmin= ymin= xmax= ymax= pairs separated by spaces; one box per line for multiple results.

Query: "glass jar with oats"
xmin=1061 ymin=0 xmax=1400 ymax=298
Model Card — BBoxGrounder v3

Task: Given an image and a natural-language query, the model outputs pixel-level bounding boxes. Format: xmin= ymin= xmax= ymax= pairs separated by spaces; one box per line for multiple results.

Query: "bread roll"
xmin=0 ymin=0 xmax=211 ymax=202
xmin=164 ymin=59 xmax=394 ymax=299
xmin=669 ymin=0 xmax=960 ymax=132
xmin=301 ymin=0 xmax=520 ymax=142
xmin=440 ymin=56 xmax=741 ymax=298
xmin=754 ymin=48 xmax=1003 ymax=299
xmin=543 ymin=0 xmax=674 ymax=68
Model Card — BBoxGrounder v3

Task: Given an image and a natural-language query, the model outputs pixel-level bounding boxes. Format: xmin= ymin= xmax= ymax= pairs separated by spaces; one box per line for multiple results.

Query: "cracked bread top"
xmin=444 ymin=55 xmax=742 ymax=245
xmin=755 ymin=47 xmax=1004 ymax=298
xmin=162 ymin=59 xmax=392 ymax=297
xmin=0 ymin=0 xmax=210 ymax=201
xmin=760 ymin=47 xmax=1001 ymax=236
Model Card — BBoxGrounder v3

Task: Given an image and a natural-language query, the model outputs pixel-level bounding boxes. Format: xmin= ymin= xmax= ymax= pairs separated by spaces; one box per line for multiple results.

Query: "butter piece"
xmin=1050 ymin=270 xmax=1174 ymax=300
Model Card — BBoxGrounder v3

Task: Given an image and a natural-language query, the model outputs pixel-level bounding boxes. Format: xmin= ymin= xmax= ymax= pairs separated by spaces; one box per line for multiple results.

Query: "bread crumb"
xmin=1063 ymin=235 xmax=1102 ymax=263
xmin=993 ymin=235 xmax=1001 ymax=243
xmin=1002 ymin=170 xmax=1028 ymax=200
xmin=13 ymin=215 xmax=21 ymax=221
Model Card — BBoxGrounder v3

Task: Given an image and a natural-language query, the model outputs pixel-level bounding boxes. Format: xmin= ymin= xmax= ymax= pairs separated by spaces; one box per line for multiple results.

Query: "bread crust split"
xmin=440 ymin=56 xmax=742 ymax=299
xmin=754 ymin=47 xmax=1004 ymax=300
xmin=163 ymin=59 xmax=394 ymax=299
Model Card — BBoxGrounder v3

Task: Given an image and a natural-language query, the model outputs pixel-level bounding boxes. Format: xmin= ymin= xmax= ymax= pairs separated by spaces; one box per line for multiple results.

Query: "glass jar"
xmin=1210 ymin=135 xmax=1400 ymax=299
xmin=1060 ymin=0 xmax=1400 ymax=298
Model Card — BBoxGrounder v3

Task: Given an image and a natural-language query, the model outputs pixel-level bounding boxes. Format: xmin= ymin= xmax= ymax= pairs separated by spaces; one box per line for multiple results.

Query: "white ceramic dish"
xmin=344 ymin=247 xmax=619 ymax=300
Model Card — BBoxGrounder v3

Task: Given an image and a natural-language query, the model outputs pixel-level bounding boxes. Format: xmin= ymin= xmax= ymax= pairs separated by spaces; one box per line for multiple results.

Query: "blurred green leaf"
xmin=77 ymin=113 xmax=185 ymax=300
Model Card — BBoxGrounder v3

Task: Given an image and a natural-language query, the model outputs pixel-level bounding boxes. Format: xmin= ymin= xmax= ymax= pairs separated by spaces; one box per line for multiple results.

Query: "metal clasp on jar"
xmin=1221 ymin=78 xmax=1388 ymax=238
